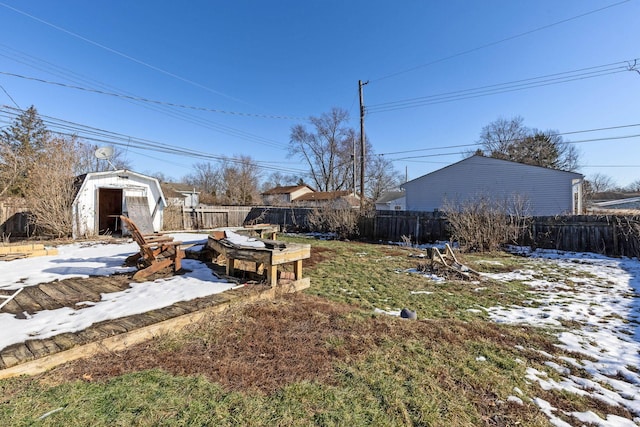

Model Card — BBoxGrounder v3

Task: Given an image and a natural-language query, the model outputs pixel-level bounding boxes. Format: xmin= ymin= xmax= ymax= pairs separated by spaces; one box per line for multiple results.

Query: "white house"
xmin=401 ymin=155 xmax=583 ymax=216
xmin=375 ymin=191 xmax=406 ymax=211
xmin=72 ymin=170 xmax=167 ymax=238
xmin=161 ymin=182 xmax=200 ymax=207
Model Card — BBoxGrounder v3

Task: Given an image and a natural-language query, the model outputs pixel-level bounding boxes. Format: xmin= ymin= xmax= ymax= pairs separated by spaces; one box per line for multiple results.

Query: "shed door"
xmin=98 ymin=188 xmax=123 ymax=235
xmin=125 ymin=196 xmax=154 ymax=234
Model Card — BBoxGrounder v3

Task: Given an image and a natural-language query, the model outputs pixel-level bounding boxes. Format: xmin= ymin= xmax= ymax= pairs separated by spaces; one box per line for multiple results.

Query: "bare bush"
xmin=162 ymin=205 xmax=184 ymax=231
xmin=24 ymin=137 xmax=79 ymax=237
xmin=306 ymin=201 xmax=359 ymax=239
xmin=614 ymin=216 xmax=640 ymax=258
xmin=442 ymin=194 xmax=531 ymax=252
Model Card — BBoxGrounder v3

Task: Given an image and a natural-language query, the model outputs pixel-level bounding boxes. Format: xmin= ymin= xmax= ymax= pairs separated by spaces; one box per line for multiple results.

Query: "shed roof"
xmin=72 ymin=169 xmax=166 ymax=206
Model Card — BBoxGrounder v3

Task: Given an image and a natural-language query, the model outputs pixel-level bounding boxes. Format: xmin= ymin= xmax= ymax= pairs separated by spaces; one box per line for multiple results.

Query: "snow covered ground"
xmin=486 ymin=249 xmax=640 ymax=427
xmin=0 ymin=233 xmax=236 ymax=351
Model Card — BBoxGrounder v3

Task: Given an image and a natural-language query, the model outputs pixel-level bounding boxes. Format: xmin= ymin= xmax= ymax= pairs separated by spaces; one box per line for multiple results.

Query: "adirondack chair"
xmin=119 ymin=215 xmax=185 ymax=281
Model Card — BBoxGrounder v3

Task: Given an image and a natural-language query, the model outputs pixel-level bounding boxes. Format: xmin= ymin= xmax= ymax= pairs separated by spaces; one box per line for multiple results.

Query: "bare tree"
xmin=478 ymin=116 xmax=529 ymax=159
xmin=584 ymin=173 xmax=617 ymax=199
xmin=219 ymin=156 xmax=261 ymax=205
xmin=260 ymin=171 xmax=300 ymax=192
xmin=625 ymin=179 xmax=640 ymax=193
xmin=74 ymin=143 xmax=131 ymax=175
xmin=366 ymin=155 xmax=403 ymax=205
xmin=477 ymin=116 xmax=580 ymax=171
xmin=24 ymin=136 xmax=80 ymax=237
xmin=289 ymin=107 xmax=356 ymax=192
xmin=184 ymin=162 xmax=224 ymax=204
xmin=0 ymin=139 xmax=22 ymax=197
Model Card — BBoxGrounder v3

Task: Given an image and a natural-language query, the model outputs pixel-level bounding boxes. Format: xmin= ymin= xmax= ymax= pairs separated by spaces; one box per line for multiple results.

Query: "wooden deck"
xmin=0 ymin=270 xmax=309 ymax=379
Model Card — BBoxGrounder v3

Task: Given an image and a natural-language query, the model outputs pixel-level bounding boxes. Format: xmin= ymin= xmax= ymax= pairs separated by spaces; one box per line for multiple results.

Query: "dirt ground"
xmin=40 ymin=291 xmax=558 ymax=396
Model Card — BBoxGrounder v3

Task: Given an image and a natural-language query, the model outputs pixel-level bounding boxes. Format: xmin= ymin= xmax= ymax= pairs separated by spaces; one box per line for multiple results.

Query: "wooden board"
xmin=24 ymin=287 xmax=63 ymax=311
xmin=38 ymin=283 xmax=77 ymax=306
xmin=125 ymin=196 xmax=154 ymax=234
xmin=11 ymin=291 xmax=44 ymax=314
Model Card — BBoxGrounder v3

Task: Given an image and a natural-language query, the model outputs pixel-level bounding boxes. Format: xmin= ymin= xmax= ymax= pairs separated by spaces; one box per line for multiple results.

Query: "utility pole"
xmin=352 ymin=135 xmax=356 ymax=195
xmin=359 ymin=79 xmax=368 ymax=211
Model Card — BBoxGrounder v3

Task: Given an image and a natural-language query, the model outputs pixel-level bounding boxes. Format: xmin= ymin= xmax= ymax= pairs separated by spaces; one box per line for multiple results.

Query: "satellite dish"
xmin=94 ymin=146 xmax=114 ymax=160
xmin=94 ymin=146 xmax=116 ymax=170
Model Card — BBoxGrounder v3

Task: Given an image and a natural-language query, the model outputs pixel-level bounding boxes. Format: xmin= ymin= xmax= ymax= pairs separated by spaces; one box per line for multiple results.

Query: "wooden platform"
xmin=207 ymin=235 xmax=310 ymax=286
xmin=0 ymin=272 xmax=310 ymax=379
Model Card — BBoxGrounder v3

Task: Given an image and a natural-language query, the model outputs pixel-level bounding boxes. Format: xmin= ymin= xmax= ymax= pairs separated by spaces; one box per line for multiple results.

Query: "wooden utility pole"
xmin=359 ymin=79 xmax=368 ymax=210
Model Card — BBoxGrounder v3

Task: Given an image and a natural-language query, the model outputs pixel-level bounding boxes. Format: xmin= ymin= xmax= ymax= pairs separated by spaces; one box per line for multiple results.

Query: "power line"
xmin=377 ymin=123 xmax=640 ymax=156
xmin=0 ymin=106 xmax=309 ymax=177
xmin=384 ymin=133 xmax=640 ymax=162
xmin=0 ymin=70 xmax=304 ymax=120
xmin=0 ymin=83 xmax=19 ymax=109
xmin=0 ymin=44 xmax=290 ymax=149
xmin=367 ymin=59 xmax=635 ymax=114
xmin=371 ymin=0 xmax=632 ymax=83
xmin=0 ymin=1 xmax=252 ymax=106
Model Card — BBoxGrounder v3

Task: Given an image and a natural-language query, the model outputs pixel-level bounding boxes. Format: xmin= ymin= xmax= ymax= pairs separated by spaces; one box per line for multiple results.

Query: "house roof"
xmin=403 ymin=155 xmax=583 ymax=186
xmin=375 ymin=191 xmax=405 ymax=204
xmin=295 ymin=190 xmax=356 ymax=201
xmin=592 ymin=196 xmax=640 ymax=208
xmin=161 ymin=182 xmax=200 ymax=198
xmin=590 ymin=191 xmax=640 ymax=202
xmin=262 ymin=185 xmax=314 ymax=195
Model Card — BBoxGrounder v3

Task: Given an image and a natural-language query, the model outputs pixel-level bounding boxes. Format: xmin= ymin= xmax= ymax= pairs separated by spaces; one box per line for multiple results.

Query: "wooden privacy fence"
xmin=244 ymin=207 xmax=314 ymax=231
xmin=527 ymin=215 xmax=640 ymax=258
xmin=179 ymin=206 xmax=253 ymax=230
xmin=359 ymin=210 xmax=447 ymax=243
xmin=244 ymin=207 xmax=640 ymax=257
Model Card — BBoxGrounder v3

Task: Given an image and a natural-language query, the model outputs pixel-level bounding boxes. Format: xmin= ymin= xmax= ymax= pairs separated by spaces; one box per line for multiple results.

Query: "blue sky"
xmin=0 ymin=0 xmax=638 ymax=186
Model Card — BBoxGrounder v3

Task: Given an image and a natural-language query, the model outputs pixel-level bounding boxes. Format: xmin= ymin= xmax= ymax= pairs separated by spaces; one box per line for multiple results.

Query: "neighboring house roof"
xmin=375 ymin=191 xmax=405 ymax=204
xmin=161 ymin=182 xmax=200 ymax=199
xmin=590 ymin=192 xmax=640 ymax=203
xmin=592 ymin=196 xmax=640 ymax=209
xmin=261 ymin=185 xmax=315 ymax=195
xmin=403 ymin=155 xmax=583 ymax=186
xmin=295 ymin=190 xmax=356 ymax=201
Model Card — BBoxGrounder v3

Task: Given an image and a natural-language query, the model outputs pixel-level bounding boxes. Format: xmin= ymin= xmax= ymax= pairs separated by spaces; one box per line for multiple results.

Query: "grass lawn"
xmin=0 ymin=237 xmax=629 ymax=426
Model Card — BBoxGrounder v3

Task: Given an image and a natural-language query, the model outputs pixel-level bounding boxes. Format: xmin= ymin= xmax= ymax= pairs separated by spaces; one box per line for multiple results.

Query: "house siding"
xmin=376 ymin=197 xmax=406 ymax=211
xmin=402 ymin=156 xmax=583 ymax=216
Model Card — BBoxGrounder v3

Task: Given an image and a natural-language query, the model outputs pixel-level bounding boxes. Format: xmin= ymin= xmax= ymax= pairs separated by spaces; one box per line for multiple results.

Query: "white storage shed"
xmin=72 ymin=170 xmax=166 ymax=238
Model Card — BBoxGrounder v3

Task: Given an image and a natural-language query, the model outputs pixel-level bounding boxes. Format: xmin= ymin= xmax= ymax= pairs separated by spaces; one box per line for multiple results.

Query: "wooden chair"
xmin=119 ymin=215 xmax=185 ymax=281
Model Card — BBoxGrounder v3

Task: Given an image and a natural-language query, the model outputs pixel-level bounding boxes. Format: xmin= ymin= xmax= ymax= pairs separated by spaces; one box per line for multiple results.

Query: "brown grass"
xmin=44 ymin=293 xmax=551 ymax=395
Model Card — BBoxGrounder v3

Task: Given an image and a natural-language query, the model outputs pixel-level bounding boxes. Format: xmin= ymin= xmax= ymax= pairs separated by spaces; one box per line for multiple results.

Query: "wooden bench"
xmin=119 ymin=215 xmax=185 ymax=281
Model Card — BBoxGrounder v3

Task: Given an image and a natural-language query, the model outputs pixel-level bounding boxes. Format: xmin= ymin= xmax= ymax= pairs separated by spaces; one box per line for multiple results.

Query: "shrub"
xmin=306 ymin=201 xmax=359 ymax=239
xmin=442 ymin=194 xmax=531 ymax=252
